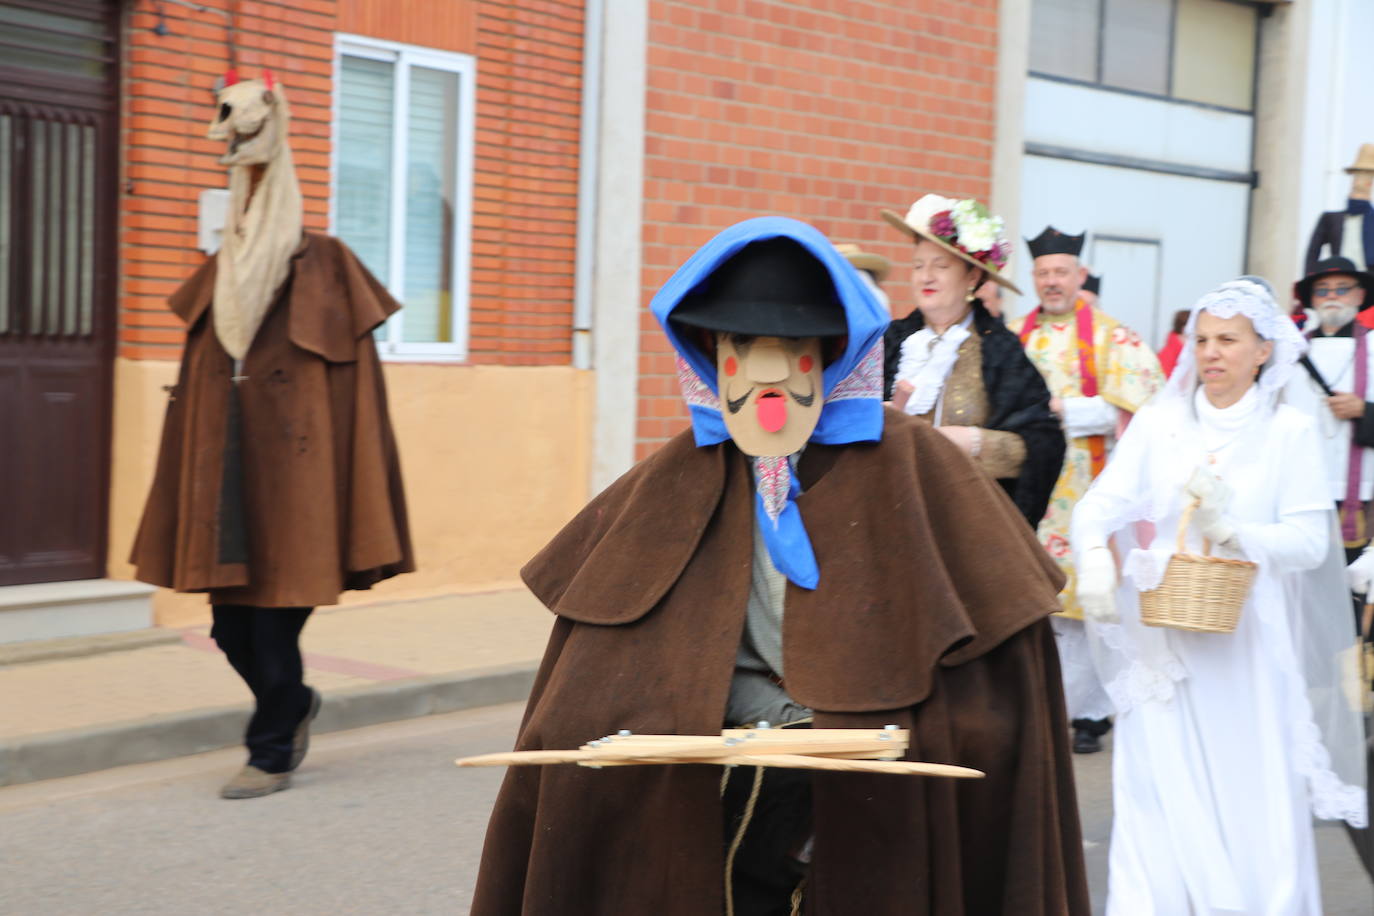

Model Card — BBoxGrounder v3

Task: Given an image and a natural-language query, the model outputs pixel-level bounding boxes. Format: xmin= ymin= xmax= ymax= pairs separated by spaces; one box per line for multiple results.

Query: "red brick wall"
xmin=121 ymin=0 xmax=335 ymax=360
xmin=118 ymin=0 xmax=583 ymax=366
xmin=470 ymin=0 xmax=583 ymax=366
xmin=636 ymin=0 xmax=999 ymax=457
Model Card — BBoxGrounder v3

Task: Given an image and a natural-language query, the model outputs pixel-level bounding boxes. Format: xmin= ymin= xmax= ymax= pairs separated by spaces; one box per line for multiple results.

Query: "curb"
xmin=0 ymin=661 xmax=537 ymax=788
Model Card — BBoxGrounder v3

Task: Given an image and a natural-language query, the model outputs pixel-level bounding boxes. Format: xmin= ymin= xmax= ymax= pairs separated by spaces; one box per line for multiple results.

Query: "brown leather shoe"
xmin=219 ymin=765 xmax=291 ymax=799
xmin=288 ymin=687 xmax=321 ymax=772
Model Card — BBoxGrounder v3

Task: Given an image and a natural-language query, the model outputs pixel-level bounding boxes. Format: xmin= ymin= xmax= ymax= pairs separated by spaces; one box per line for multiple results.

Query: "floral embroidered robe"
xmin=1021 ymin=301 xmax=1164 ymax=618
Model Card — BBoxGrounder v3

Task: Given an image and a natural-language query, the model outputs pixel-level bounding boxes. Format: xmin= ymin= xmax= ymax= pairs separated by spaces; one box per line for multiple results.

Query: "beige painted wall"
xmin=107 ymin=358 xmax=593 ymax=627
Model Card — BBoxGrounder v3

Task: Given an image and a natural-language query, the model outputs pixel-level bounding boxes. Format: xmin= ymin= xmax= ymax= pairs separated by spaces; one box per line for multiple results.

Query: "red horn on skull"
xmin=264 ymin=70 xmax=276 ymax=90
xmin=223 ymin=68 xmax=239 ymax=86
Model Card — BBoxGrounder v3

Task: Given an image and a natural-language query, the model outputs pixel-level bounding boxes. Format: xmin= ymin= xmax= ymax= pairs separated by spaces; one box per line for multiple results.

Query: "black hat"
xmin=1026 ymin=226 xmax=1085 ymax=260
xmin=1083 ymin=273 xmax=1101 ymax=295
xmin=670 ymin=237 xmax=848 ymax=337
xmin=1294 ymin=256 xmax=1374 ymax=309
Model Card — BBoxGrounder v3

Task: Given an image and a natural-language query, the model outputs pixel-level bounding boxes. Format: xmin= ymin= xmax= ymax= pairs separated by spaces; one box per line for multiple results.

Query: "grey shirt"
xmin=723 ymin=468 xmax=813 ymax=727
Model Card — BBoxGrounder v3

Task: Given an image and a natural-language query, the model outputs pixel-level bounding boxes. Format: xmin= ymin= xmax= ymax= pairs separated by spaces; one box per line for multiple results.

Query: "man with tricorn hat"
xmin=130 ymin=71 xmax=414 ymax=799
xmin=469 ymin=217 xmax=1089 ymax=915
xmin=1305 ymin=143 xmax=1374 ymax=273
xmin=1018 ymin=227 xmax=1164 ymax=754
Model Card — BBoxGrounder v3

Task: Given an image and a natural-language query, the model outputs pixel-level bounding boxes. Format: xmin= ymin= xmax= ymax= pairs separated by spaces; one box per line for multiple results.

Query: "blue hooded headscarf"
xmin=650 ymin=217 xmax=891 ymax=589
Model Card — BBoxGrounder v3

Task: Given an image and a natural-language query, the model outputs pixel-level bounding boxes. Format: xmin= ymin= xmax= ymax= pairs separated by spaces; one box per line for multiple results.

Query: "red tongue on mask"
xmin=757 ymin=391 xmax=787 ymax=432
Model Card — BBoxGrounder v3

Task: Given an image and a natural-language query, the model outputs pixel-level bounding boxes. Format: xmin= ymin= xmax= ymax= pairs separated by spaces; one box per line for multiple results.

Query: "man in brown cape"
xmin=469 ymin=218 xmax=1088 ymax=915
xmin=130 ymin=73 xmax=413 ymax=799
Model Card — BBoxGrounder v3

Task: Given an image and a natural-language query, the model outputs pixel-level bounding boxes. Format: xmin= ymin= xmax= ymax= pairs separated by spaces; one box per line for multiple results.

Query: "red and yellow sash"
xmin=1019 ymin=298 xmax=1107 ymax=476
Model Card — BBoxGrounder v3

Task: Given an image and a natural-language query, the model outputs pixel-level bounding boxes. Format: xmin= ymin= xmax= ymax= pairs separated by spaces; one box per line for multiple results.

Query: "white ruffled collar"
xmin=895 ymin=310 xmax=974 ymax=418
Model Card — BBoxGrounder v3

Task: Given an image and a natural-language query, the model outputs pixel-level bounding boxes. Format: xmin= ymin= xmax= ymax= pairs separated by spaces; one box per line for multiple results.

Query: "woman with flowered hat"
xmin=881 ymin=195 xmax=1065 ymax=526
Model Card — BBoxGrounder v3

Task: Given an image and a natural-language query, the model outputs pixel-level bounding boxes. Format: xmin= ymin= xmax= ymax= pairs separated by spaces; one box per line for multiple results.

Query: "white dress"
xmin=1072 ymin=386 xmax=1365 ymax=915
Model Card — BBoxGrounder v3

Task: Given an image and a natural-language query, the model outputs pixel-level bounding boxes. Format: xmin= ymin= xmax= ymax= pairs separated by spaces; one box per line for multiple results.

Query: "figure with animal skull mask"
xmin=130 ymin=71 xmax=415 ymax=800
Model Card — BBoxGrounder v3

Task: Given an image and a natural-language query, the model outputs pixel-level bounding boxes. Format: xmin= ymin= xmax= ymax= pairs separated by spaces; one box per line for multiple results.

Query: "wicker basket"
xmin=1138 ymin=500 xmax=1257 ymax=634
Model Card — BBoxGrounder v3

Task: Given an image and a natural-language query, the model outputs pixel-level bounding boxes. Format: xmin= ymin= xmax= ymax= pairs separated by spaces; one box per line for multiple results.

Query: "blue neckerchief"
xmin=650 ymin=217 xmax=890 ymax=588
xmin=1348 ymin=199 xmax=1374 ymax=267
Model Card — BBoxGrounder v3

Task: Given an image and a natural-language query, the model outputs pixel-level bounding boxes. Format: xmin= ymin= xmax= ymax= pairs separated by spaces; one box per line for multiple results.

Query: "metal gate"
xmin=0 ymin=0 xmax=118 ymax=585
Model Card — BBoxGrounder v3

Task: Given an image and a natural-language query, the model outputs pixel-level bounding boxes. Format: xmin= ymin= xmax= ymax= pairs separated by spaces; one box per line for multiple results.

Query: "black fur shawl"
xmin=883 ymin=303 xmax=1065 ymax=527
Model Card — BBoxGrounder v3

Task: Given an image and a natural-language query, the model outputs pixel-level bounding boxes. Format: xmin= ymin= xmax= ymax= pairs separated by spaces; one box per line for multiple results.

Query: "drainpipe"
xmin=571 ymin=0 xmax=605 ymax=370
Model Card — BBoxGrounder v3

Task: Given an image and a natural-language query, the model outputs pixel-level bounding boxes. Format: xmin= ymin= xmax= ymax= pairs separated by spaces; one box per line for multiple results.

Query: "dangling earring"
xmin=966 ymin=288 xmax=977 ymax=303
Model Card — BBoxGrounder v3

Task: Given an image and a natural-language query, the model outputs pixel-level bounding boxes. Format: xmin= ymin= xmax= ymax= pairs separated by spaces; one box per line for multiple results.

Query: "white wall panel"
xmin=1015 ymin=155 xmax=1250 ymax=349
xmin=1024 ymin=78 xmax=1254 ymax=175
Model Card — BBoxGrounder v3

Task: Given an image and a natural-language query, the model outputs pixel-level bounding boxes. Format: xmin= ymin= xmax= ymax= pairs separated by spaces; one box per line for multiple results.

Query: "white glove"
xmin=1348 ymin=544 xmax=1374 ymax=594
xmin=1184 ymin=467 xmax=1236 ymax=547
xmin=1076 ymin=547 xmax=1119 ymax=624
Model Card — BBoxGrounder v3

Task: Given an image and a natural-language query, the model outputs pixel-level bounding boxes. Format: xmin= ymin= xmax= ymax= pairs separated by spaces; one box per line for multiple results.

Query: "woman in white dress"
xmin=1071 ymin=278 xmax=1367 ymax=914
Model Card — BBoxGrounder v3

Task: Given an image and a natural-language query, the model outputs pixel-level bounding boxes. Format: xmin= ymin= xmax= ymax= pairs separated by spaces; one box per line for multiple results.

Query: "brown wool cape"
xmin=130 ymin=233 xmax=414 ymax=608
xmin=470 ymin=411 xmax=1090 ymax=916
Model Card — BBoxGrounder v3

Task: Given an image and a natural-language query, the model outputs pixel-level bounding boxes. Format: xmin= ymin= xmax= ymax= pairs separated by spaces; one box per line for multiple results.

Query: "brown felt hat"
xmin=834 ymin=243 xmax=891 ymax=283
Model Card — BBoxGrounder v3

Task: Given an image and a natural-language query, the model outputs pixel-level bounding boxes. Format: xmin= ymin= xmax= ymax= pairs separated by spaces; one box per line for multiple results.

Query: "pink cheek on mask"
xmin=724 ymin=357 xmax=737 ymax=377
xmin=798 ymin=355 xmax=813 ymax=374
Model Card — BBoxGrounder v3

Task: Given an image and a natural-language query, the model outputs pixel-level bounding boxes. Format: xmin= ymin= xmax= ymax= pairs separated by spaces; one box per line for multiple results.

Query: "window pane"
xmin=0 ymin=7 xmax=108 ymax=80
xmin=1029 ymin=0 xmax=1100 ymax=82
xmin=1172 ymin=0 xmax=1256 ymax=110
xmin=336 ymin=55 xmax=394 ymax=287
xmin=403 ymin=66 xmax=458 ymax=344
xmin=1101 ymin=0 xmax=1170 ymax=95
xmin=30 ymin=121 xmax=44 ymax=334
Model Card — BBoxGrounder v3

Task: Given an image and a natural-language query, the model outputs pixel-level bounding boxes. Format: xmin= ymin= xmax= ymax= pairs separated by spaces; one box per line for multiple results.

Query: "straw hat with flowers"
xmin=880 ymin=195 xmax=1022 ymax=294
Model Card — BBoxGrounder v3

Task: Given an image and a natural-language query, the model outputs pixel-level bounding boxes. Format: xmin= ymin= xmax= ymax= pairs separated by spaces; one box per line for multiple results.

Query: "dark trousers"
xmin=210 ymin=605 xmax=314 ymax=773
xmin=722 ymin=721 xmax=812 ymax=915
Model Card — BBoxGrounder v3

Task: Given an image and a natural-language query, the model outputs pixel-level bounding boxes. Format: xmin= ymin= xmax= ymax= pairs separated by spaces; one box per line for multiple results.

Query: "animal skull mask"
xmin=208 ymin=76 xmax=285 ymax=167
xmin=207 ymin=71 xmax=303 ymax=362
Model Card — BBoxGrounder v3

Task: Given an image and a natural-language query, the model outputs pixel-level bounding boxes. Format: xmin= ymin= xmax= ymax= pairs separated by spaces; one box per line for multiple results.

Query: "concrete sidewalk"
xmin=0 ymin=589 xmax=552 ymax=787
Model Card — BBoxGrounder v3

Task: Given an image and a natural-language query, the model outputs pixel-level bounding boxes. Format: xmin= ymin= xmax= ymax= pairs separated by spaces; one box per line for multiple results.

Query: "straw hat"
xmin=880 ymin=195 xmax=1022 ymax=294
xmin=834 ymin=243 xmax=891 ymax=282
xmin=1346 ymin=143 xmax=1374 ymax=173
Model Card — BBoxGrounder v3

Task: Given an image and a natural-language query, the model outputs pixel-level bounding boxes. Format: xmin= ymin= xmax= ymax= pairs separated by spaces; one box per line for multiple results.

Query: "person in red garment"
xmin=130 ymin=73 xmax=413 ymax=799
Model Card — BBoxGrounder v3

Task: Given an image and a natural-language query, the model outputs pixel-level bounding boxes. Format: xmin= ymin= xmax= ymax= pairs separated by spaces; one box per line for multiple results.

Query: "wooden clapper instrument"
xmin=456 ymin=726 xmax=984 ymax=779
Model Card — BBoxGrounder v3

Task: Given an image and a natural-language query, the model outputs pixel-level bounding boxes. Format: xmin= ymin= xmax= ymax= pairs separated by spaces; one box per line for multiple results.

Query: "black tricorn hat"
xmin=1083 ymin=273 xmax=1101 ymax=295
xmin=1294 ymin=256 xmax=1374 ymax=309
xmin=1026 ymin=226 xmax=1085 ymax=260
xmin=671 ymin=237 xmax=848 ymax=337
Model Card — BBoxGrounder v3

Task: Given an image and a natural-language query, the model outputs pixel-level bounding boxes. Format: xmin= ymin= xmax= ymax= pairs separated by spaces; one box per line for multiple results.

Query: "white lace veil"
xmin=1161 ymin=276 xmax=1307 ymax=408
xmin=1076 ymin=276 xmax=1367 ymax=827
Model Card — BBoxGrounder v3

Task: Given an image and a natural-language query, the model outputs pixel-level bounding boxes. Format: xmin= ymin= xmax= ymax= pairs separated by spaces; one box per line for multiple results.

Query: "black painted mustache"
xmin=724 ymin=381 xmax=817 ymax=415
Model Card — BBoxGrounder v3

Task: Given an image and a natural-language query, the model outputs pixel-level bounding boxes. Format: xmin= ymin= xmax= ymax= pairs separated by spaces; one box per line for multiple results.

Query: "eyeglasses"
xmin=1313 ymin=285 xmax=1359 ymax=298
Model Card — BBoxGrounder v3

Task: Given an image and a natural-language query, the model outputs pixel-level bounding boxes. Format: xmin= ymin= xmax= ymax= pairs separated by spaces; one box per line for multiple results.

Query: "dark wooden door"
xmin=0 ymin=1 xmax=118 ymax=585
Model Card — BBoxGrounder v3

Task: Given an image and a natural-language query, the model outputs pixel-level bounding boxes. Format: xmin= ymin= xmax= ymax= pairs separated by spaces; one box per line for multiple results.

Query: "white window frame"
xmin=331 ymin=34 xmax=476 ymax=362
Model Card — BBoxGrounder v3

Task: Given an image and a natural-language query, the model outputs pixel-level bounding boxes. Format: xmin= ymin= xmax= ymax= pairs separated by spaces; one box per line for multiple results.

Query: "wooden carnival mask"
xmin=716 ymin=332 xmax=825 ymax=457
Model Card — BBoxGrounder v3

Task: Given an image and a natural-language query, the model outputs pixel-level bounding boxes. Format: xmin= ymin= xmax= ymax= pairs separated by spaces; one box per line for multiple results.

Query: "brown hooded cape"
xmin=130 ymin=233 xmax=414 ymax=608
xmin=471 ymin=411 xmax=1089 ymax=915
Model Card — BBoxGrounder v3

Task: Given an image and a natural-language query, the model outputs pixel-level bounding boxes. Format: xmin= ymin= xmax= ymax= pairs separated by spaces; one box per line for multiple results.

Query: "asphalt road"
xmin=0 ymin=703 xmax=1369 ymax=914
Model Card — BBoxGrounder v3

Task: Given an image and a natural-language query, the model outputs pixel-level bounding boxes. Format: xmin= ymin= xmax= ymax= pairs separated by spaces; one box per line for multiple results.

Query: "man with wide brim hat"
xmin=834 ymin=242 xmax=890 ymax=284
xmin=834 ymin=241 xmax=895 ymax=318
xmin=1295 ymin=255 xmax=1374 ymax=315
xmin=1284 ymin=254 xmax=1374 ymax=571
xmin=1014 ymin=223 xmax=1164 ymax=755
xmin=1305 ymin=142 xmax=1374 ymax=273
